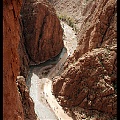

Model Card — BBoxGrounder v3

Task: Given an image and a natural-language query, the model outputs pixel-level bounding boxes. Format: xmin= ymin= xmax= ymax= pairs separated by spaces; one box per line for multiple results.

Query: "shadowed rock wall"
xmin=3 ymin=0 xmax=25 ymax=119
xmin=3 ymin=0 xmax=64 ymax=119
xmin=3 ymin=0 xmax=37 ymax=119
xmin=20 ymin=0 xmax=64 ymax=65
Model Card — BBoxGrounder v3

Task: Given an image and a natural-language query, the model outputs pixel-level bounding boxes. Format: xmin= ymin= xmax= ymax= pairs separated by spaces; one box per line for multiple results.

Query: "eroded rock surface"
xmin=51 ymin=0 xmax=96 ymax=29
xmin=53 ymin=48 xmax=117 ymax=115
xmin=3 ymin=0 xmax=64 ymax=119
xmin=3 ymin=0 xmax=24 ymax=120
xmin=53 ymin=0 xmax=117 ymax=118
xmin=17 ymin=76 xmax=37 ymax=120
xmin=20 ymin=0 xmax=64 ymax=65
xmin=3 ymin=0 xmax=36 ymax=119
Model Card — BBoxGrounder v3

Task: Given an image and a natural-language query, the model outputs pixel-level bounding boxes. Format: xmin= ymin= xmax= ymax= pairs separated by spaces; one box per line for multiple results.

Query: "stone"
xmin=52 ymin=0 xmax=117 ymax=117
xmin=17 ymin=76 xmax=37 ymax=120
xmin=20 ymin=0 xmax=64 ymax=65
xmin=3 ymin=0 xmax=24 ymax=119
xmin=3 ymin=0 xmax=64 ymax=119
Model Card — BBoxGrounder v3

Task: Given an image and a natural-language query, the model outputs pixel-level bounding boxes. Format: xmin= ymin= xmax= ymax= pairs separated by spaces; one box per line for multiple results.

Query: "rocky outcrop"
xmin=20 ymin=0 xmax=64 ymax=65
xmin=51 ymin=0 xmax=96 ymax=29
xmin=53 ymin=48 xmax=117 ymax=115
xmin=3 ymin=0 xmax=24 ymax=120
xmin=18 ymin=26 xmax=30 ymax=78
xmin=3 ymin=0 xmax=37 ymax=119
xmin=3 ymin=0 xmax=64 ymax=119
xmin=52 ymin=0 xmax=117 ymax=118
xmin=17 ymin=76 xmax=37 ymax=120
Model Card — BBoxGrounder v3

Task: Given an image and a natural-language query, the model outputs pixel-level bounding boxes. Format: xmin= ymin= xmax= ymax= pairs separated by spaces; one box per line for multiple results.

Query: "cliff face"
xmin=53 ymin=0 xmax=117 ymax=117
xmin=3 ymin=0 xmax=64 ymax=119
xmin=3 ymin=0 xmax=36 ymax=119
xmin=3 ymin=0 xmax=24 ymax=119
xmin=20 ymin=0 xmax=64 ymax=65
xmin=17 ymin=76 xmax=37 ymax=120
xmin=51 ymin=0 xmax=96 ymax=29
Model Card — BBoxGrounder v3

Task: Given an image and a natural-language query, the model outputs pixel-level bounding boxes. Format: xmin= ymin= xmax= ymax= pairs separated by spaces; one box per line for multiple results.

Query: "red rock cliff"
xmin=3 ymin=0 xmax=64 ymax=119
xmin=3 ymin=0 xmax=36 ymax=119
xmin=3 ymin=0 xmax=24 ymax=119
xmin=53 ymin=0 xmax=117 ymax=118
xmin=20 ymin=0 xmax=64 ymax=65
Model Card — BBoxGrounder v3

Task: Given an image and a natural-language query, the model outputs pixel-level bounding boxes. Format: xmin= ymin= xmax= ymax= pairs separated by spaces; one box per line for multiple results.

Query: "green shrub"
xmin=58 ymin=14 xmax=78 ymax=32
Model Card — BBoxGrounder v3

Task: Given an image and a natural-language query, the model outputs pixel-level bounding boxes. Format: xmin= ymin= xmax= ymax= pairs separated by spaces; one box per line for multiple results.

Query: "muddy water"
xmin=26 ymin=22 xmax=77 ymax=120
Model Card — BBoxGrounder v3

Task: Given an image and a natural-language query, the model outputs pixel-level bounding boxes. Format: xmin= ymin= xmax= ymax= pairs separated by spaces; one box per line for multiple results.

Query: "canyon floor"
xmin=26 ymin=19 xmax=116 ymax=120
xmin=26 ymin=21 xmax=77 ymax=120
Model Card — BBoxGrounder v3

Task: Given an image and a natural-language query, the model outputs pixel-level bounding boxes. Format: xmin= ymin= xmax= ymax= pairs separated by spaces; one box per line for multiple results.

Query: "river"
xmin=26 ymin=21 xmax=77 ymax=120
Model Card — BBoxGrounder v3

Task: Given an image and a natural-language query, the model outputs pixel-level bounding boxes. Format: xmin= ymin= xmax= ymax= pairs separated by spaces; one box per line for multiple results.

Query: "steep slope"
xmin=52 ymin=0 xmax=117 ymax=119
xmin=3 ymin=0 xmax=37 ymax=119
xmin=51 ymin=0 xmax=96 ymax=29
xmin=3 ymin=0 xmax=25 ymax=119
xmin=17 ymin=76 xmax=37 ymax=120
xmin=3 ymin=0 xmax=65 ymax=119
xmin=20 ymin=0 xmax=64 ymax=66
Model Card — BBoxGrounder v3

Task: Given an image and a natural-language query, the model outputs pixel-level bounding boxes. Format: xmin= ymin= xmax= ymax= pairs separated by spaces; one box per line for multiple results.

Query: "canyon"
xmin=26 ymin=21 xmax=77 ymax=120
xmin=52 ymin=0 xmax=117 ymax=119
xmin=3 ymin=0 xmax=117 ymax=120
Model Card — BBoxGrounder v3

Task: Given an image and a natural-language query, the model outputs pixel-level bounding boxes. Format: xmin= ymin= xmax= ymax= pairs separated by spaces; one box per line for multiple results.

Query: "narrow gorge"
xmin=3 ymin=0 xmax=117 ymax=120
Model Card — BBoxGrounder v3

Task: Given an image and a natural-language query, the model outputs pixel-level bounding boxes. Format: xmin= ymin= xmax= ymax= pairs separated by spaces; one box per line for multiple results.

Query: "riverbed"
xmin=26 ymin=21 xmax=77 ymax=120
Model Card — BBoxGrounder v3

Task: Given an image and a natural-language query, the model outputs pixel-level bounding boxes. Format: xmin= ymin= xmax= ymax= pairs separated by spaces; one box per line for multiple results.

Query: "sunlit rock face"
xmin=52 ymin=0 xmax=117 ymax=117
xmin=3 ymin=0 xmax=64 ymax=119
xmin=20 ymin=0 xmax=64 ymax=65
xmin=51 ymin=0 xmax=98 ymax=29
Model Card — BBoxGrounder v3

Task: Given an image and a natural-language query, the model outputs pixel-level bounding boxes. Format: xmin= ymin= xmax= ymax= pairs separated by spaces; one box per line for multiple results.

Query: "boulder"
xmin=20 ymin=0 xmax=64 ymax=65
xmin=52 ymin=0 xmax=117 ymax=117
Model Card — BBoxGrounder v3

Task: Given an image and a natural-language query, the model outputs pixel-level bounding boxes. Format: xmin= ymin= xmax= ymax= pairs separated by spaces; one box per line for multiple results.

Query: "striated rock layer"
xmin=20 ymin=0 xmax=64 ymax=65
xmin=53 ymin=0 xmax=117 ymax=117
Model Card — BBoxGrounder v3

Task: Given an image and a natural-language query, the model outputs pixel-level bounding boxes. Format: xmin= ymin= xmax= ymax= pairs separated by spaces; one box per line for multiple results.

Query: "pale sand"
xmin=60 ymin=21 xmax=77 ymax=56
xmin=44 ymin=78 xmax=73 ymax=120
xmin=27 ymin=21 xmax=77 ymax=120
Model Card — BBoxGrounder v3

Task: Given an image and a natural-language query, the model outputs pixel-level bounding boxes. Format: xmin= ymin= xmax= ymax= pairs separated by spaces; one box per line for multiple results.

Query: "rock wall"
xmin=3 ymin=0 xmax=36 ymax=119
xmin=17 ymin=76 xmax=37 ymax=120
xmin=51 ymin=0 xmax=96 ymax=29
xmin=53 ymin=0 xmax=117 ymax=117
xmin=3 ymin=0 xmax=64 ymax=119
xmin=3 ymin=0 xmax=24 ymax=119
xmin=20 ymin=0 xmax=64 ymax=65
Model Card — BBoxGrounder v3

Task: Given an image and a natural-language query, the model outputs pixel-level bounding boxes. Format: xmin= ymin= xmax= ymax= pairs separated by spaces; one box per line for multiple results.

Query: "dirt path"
xmin=26 ymin=21 xmax=77 ymax=120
